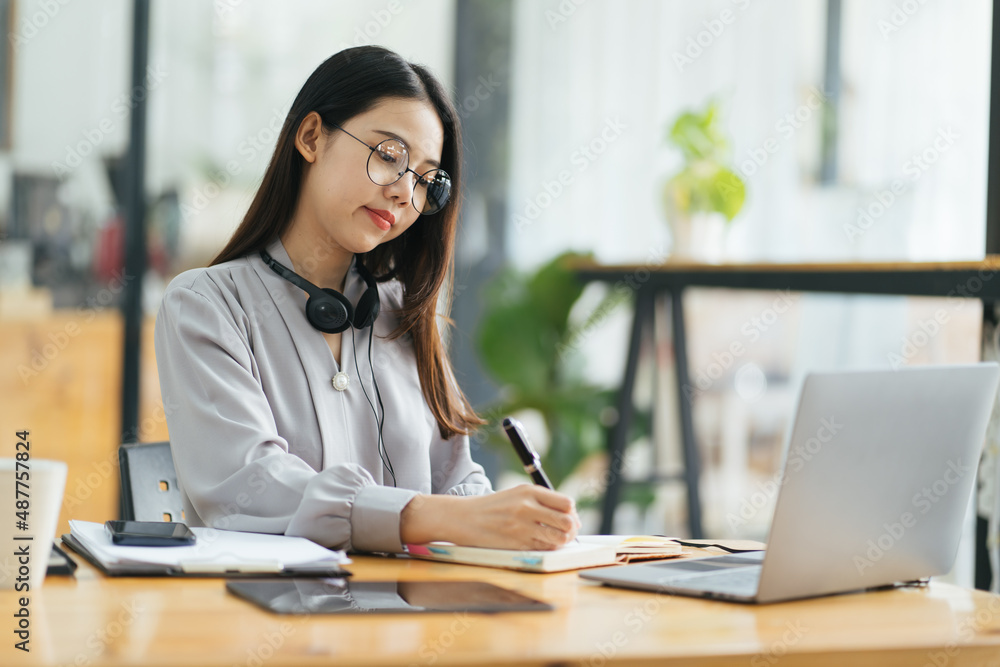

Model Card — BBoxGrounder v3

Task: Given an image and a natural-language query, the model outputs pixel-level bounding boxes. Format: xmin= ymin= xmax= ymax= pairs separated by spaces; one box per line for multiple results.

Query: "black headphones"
xmin=258 ymin=246 xmax=395 ymax=486
xmin=259 ymin=248 xmax=380 ymax=333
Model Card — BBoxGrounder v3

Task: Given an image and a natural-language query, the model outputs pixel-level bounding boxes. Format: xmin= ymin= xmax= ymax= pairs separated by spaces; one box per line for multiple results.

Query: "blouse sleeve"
xmin=155 ymin=281 xmax=419 ymax=553
xmin=429 ymin=429 xmax=494 ymax=497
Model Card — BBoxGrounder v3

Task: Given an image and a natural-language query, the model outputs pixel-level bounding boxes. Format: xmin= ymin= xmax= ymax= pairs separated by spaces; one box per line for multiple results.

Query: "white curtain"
xmin=507 ymin=0 xmax=990 ymax=266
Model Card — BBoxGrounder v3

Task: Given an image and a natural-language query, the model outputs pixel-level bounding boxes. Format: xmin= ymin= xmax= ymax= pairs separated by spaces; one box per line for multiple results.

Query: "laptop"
xmin=581 ymin=364 xmax=1000 ymax=603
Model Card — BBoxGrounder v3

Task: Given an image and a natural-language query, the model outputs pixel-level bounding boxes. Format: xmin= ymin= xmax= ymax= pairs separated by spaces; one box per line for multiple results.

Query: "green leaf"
xmin=708 ymin=167 xmax=746 ymax=221
xmin=662 ymin=171 xmax=693 ymax=218
xmin=621 ymin=481 xmax=657 ymax=511
xmin=475 ymin=252 xmax=593 ymax=395
xmin=475 ymin=252 xmax=622 ymax=488
xmin=527 ymin=252 xmax=590 ymax=332
xmin=668 ymin=101 xmax=728 ymax=162
xmin=664 ymin=100 xmax=747 ymax=223
xmin=476 ymin=300 xmax=551 ymax=392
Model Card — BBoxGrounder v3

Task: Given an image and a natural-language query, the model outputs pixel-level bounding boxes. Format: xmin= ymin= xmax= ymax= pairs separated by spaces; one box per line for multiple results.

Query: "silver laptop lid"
xmin=756 ymin=364 xmax=999 ymax=603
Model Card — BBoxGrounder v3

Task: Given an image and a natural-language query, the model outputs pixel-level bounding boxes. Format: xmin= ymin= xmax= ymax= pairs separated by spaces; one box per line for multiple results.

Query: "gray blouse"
xmin=154 ymin=239 xmax=492 ymax=553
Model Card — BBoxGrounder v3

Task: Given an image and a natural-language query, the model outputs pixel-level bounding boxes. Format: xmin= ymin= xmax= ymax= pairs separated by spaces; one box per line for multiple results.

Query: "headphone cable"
xmin=367 ymin=326 xmax=392 ymax=481
xmin=351 ymin=326 xmax=396 ymax=486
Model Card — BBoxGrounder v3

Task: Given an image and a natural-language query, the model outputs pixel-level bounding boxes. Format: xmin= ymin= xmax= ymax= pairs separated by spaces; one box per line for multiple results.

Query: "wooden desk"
xmin=574 ymin=258 xmax=1000 ymax=538
xmin=3 ymin=551 xmax=1000 ymax=666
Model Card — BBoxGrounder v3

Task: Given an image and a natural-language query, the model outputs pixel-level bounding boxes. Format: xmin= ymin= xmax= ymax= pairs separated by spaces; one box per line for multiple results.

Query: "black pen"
xmin=502 ymin=417 xmax=554 ymax=489
xmin=503 ymin=417 xmax=579 ymax=543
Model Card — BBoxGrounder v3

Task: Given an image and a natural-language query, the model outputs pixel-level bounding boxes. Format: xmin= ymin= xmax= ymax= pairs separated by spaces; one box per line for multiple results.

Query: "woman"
xmin=154 ymin=46 xmax=580 ymax=553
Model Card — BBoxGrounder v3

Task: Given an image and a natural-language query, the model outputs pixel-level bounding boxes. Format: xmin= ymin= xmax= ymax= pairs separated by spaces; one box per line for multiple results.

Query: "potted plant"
xmin=662 ymin=101 xmax=746 ymax=262
xmin=474 ymin=252 xmax=654 ymax=515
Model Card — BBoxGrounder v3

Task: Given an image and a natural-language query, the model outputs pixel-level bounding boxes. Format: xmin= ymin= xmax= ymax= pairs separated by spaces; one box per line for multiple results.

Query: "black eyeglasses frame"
xmin=331 ymin=124 xmax=451 ymax=215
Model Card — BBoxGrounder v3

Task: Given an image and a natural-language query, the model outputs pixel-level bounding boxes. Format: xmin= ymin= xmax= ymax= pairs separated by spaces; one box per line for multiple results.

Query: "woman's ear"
xmin=294 ymin=111 xmax=324 ymax=163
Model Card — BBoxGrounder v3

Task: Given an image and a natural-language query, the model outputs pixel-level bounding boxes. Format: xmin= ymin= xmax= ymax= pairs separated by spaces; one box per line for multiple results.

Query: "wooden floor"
xmin=0 ymin=311 xmax=169 ymax=536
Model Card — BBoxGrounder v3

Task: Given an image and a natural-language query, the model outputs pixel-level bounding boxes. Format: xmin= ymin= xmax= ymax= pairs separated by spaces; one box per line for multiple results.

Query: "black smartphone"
xmin=104 ymin=520 xmax=196 ymax=547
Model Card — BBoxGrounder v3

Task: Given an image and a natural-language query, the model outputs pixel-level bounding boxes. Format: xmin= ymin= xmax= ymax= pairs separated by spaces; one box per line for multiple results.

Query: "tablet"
xmin=226 ymin=578 xmax=553 ymax=614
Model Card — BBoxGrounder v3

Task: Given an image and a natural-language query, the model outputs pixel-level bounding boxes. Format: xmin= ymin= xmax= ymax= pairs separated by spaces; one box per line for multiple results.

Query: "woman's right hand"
xmin=400 ymin=485 xmax=581 ymax=551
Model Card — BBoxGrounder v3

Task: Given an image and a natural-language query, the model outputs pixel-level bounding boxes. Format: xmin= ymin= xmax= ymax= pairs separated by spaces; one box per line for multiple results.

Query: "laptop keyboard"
xmin=654 ymin=565 xmax=762 ymax=598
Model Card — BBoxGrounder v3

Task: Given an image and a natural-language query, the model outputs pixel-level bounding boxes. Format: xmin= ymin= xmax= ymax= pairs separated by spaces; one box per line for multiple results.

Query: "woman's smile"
xmin=363 ymin=206 xmax=395 ymax=231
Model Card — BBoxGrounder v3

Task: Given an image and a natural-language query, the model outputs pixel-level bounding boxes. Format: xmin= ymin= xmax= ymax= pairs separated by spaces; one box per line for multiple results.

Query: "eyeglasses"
xmin=333 ymin=124 xmax=452 ymax=216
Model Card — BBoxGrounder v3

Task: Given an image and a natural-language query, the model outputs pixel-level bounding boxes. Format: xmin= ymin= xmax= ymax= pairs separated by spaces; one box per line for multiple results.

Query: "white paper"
xmin=69 ymin=520 xmax=349 ymax=571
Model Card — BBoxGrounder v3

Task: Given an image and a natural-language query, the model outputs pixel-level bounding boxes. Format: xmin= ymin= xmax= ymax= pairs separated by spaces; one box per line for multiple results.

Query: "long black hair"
xmin=212 ymin=46 xmax=482 ymax=438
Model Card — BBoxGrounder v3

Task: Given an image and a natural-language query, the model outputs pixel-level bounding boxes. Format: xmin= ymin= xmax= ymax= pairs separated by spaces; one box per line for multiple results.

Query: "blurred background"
xmin=0 ymin=0 xmax=994 ymax=586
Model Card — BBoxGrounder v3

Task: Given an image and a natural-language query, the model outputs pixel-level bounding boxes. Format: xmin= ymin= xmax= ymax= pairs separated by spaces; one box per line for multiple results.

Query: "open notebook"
xmin=404 ymin=535 xmax=684 ymax=573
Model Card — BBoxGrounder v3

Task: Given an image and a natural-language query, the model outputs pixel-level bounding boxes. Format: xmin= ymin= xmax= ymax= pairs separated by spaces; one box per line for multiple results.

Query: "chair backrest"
xmin=118 ymin=441 xmax=186 ymax=523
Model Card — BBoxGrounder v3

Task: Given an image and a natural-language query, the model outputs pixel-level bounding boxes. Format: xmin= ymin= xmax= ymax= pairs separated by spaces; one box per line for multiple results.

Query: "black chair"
xmin=118 ymin=441 xmax=186 ymax=523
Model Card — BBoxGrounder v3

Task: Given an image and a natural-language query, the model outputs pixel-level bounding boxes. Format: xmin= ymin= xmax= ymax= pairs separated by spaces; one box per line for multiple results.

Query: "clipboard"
xmin=47 ymin=542 xmax=78 ymax=576
xmin=61 ymin=534 xmax=351 ymax=578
